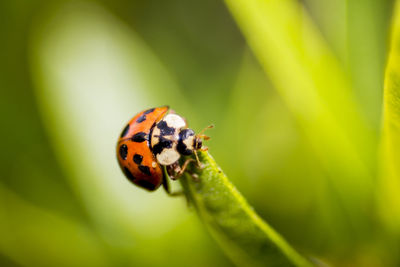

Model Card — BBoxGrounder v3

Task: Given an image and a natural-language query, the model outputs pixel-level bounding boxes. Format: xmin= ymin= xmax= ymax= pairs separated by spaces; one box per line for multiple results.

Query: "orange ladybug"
xmin=116 ymin=106 xmax=211 ymax=193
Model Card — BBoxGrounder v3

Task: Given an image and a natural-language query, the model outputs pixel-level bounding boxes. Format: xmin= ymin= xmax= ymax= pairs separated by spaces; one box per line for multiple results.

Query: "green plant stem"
xmin=180 ymin=151 xmax=314 ymax=267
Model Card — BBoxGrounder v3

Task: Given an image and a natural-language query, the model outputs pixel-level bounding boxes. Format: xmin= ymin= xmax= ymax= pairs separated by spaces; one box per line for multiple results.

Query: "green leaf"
xmin=347 ymin=0 xmax=391 ymax=127
xmin=181 ymin=151 xmax=313 ymax=267
xmin=0 ymin=184 xmax=108 ymax=267
xmin=380 ymin=0 xmax=400 ymax=232
xmin=224 ymin=0 xmax=376 ymax=241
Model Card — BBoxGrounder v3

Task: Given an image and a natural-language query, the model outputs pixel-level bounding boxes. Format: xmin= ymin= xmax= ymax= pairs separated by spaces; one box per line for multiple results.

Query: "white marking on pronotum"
xmin=163 ymin=114 xmax=186 ymax=130
xmin=157 ymin=147 xmax=180 ymax=165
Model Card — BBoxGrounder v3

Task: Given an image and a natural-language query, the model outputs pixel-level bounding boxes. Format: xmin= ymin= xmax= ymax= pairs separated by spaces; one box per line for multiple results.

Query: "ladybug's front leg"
xmin=169 ymin=159 xmax=196 ymax=180
xmin=167 ymin=159 xmax=199 ymax=183
xmin=166 ymin=162 xmax=179 ymax=180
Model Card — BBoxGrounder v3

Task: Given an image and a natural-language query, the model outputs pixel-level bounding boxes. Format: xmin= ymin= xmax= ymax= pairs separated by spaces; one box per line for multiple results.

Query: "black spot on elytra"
xmin=133 ymin=154 xmax=143 ymax=164
xmin=157 ymin=120 xmax=175 ymax=136
xmin=136 ymin=114 xmax=146 ymax=123
xmin=120 ymin=124 xmax=130 ymax=138
xmin=144 ymin=108 xmax=155 ymax=114
xmin=139 ymin=165 xmax=151 ymax=176
xmin=132 ymin=132 xmax=147 ymax=142
xmin=123 ymin=167 xmax=136 ymax=181
xmin=177 ymin=129 xmax=195 ymax=155
xmin=152 ymin=136 xmax=172 ymax=155
xmin=136 ymin=179 xmax=157 ymax=191
xmin=119 ymin=144 xmax=128 ymax=160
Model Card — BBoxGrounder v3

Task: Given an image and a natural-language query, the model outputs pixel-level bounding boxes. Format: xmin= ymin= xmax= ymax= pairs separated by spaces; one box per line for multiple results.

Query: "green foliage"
xmin=0 ymin=0 xmax=399 ymax=266
xmin=181 ymin=151 xmax=313 ymax=267
xmin=224 ymin=0 xmax=375 ymax=239
xmin=381 ymin=0 xmax=400 ymax=232
xmin=0 ymin=185 xmax=108 ymax=267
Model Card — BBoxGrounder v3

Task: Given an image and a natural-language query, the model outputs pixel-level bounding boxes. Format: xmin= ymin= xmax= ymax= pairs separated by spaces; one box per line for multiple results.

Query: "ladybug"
xmin=116 ymin=106 xmax=212 ymax=193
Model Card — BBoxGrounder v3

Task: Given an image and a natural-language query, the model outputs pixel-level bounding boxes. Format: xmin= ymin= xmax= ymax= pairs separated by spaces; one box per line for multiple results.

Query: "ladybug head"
xmin=177 ymin=125 xmax=213 ymax=155
xmin=177 ymin=128 xmax=198 ymax=156
xmin=195 ymin=124 xmax=213 ymax=148
xmin=177 ymin=125 xmax=213 ymax=167
xmin=194 ymin=138 xmax=203 ymax=150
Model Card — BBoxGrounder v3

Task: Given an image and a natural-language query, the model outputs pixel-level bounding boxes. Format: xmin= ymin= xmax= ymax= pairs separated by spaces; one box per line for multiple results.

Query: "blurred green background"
xmin=0 ymin=0 xmax=398 ymax=266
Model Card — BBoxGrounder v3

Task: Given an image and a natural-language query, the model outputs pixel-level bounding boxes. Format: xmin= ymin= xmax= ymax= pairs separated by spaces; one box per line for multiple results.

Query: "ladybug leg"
xmin=167 ymin=159 xmax=198 ymax=179
xmin=193 ymin=150 xmax=205 ymax=169
xmin=166 ymin=163 xmax=178 ymax=180
xmin=173 ymin=158 xmax=196 ymax=179
xmin=179 ymin=159 xmax=201 ymax=182
xmin=168 ymin=160 xmax=199 ymax=182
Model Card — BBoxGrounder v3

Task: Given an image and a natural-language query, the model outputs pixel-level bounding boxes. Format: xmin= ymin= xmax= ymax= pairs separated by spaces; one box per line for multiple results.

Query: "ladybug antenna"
xmin=196 ymin=124 xmax=214 ymax=140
